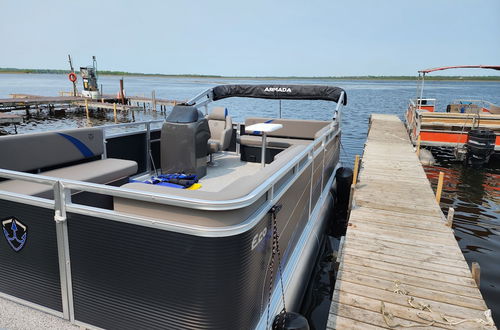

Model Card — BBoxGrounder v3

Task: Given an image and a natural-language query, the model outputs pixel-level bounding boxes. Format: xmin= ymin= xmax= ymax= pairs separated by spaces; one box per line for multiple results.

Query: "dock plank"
xmin=328 ymin=114 xmax=496 ymax=329
xmin=0 ymin=113 xmax=22 ymax=124
xmin=332 ymin=291 xmax=478 ymax=330
xmin=338 ymin=263 xmax=485 ymax=299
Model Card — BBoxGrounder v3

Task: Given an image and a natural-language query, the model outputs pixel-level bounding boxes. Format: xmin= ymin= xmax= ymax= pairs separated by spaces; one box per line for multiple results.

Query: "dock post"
xmin=347 ymin=184 xmax=355 ymax=217
xmin=446 ymin=207 xmax=454 ymax=227
xmin=416 ymin=135 xmax=421 ymax=157
xmin=152 ymin=90 xmax=157 ymax=112
xmin=352 ymin=155 xmax=360 ymax=185
xmin=472 ymin=262 xmax=480 ymax=287
xmin=85 ymin=99 xmax=89 ymax=120
xmin=119 ymin=79 xmax=125 ymax=105
xmin=436 ymin=171 xmax=444 ymax=203
xmin=113 ymin=103 xmax=117 ymax=124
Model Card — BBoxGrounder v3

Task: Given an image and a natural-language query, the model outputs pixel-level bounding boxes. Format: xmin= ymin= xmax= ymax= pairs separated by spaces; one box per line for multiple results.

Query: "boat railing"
xmin=99 ymin=120 xmax=164 ymax=173
xmin=450 ymin=99 xmax=497 ymax=109
xmin=0 ymin=117 xmax=341 ymax=236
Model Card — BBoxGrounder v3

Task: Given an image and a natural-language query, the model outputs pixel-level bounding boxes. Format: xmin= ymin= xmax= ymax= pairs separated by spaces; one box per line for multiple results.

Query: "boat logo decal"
xmin=251 ymin=226 xmax=271 ymax=251
xmin=2 ymin=217 xmax=28 ymax=252
xmin=264 ymin=87 xmax=292 ymax=93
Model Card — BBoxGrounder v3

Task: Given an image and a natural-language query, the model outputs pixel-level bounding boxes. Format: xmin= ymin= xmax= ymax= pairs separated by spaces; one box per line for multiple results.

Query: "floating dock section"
xmin=329 ymin=114 xmax=496 ymax=329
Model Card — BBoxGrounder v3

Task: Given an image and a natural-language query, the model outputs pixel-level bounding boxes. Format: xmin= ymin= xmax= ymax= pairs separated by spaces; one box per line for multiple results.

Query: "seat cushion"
xmin=244 ymin=118 xmax=330 ymax=139
xmin=0 ymin=127 xmax=104 ymax=172
xmin=0 ymin=158 xmax=138 ymax=199
xmin=208 ymin=139 xmax=221 ymax=153
xmin=239 ymin=135 xmax=312 ymax=148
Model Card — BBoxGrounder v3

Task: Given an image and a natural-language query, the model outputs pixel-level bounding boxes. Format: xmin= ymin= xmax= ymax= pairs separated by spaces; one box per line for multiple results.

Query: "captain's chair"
xmin=207 ymin=107 xmax=232 ymax=162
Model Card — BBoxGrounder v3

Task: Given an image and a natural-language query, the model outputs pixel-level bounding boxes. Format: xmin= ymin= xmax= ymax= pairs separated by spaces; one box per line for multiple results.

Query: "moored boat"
xmin=0 ymin=84 xmax=346 ymax=329
xmin=405 ymin=65 xmax=500 ymax=165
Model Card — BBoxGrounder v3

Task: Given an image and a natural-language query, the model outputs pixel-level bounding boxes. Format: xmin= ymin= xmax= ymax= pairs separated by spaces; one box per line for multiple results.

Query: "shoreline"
xmin=1 ymin=69 xmax=500 ymax=81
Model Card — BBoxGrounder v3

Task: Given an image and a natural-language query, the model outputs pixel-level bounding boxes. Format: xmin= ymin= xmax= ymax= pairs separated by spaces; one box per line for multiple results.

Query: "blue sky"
xmin=0 ymin=0 xmax=499 ymax=76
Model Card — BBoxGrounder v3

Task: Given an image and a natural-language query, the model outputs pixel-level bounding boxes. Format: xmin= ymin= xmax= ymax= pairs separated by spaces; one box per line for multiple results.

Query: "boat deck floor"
xmin=134 ymin=151 xmax=261 ymax=192
xmin=200 ymin=152 xmax=261 ymax=192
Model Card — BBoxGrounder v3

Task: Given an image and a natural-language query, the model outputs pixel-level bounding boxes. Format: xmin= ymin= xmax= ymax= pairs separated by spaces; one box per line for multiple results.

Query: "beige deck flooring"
xmin=199 ymin=151 xmax=261 ymax=192
xmin=131 ymin=151 xmax=261 ymax=192
xmin=328 ymin=114 xmax=496 ymax=329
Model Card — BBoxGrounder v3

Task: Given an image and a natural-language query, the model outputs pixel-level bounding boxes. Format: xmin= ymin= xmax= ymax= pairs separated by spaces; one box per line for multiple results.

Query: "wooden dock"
xmin=0 ymin=113 xmax=22 ymax=124
xmin=73 ymin=101 xmax=142 ymax=111
xmin=0 ymin=96 xmax=85 ymax=111
xmin=328 ymin=114 xmax=496 ymax=329
xmin=127 ymin=95 xmax=182 ymax=106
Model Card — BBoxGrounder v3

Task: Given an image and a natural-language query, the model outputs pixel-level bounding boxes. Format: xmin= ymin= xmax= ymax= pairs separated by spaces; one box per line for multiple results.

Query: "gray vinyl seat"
xmin=238 ymin=118 xmax=331 ymax=149
xmin=238 ymin=135 xmax=311 ymax=148
xmin=207 ymin=107 xmax=233 ymax=155
xmin=0 ymin=159 xmax=137 ymax=199
xmin=0 ymin=127 xmax=138 ymax=199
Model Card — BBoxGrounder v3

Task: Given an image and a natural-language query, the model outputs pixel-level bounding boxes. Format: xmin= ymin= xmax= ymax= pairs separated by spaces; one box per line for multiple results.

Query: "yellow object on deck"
xmin=187 ymin=183 xmax=202 ymax=190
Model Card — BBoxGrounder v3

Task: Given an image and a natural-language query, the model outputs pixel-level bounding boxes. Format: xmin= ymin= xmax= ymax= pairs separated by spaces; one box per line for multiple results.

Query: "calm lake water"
xmin=1 ymin=74 xmax=499 ymax=326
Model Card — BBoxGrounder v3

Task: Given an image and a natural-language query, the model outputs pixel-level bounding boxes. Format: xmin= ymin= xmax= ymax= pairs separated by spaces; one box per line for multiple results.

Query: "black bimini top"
xmin=211 ymin=84 xmax=347 ymax=105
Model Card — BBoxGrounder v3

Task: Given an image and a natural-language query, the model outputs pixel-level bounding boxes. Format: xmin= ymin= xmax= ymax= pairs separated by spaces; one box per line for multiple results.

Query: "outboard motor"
xmin=466 ymin=129 xmax=496 ymax=166
xmin=160 ymin=105 xmax=210 ymax=177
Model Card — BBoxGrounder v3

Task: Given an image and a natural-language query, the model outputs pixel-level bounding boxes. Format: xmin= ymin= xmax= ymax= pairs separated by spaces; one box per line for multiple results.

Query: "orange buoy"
xmin=68 ymin=72 xmax=77 ymax=82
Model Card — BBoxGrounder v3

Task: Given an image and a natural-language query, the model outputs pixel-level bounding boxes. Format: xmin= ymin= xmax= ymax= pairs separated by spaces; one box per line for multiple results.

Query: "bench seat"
xmin=239 ymin=118 xmax=332 ymax=149
xmin=238 ymin=135 xmax=312 ymax=148
xmin=0 ymin=158 xmax=137 ymax=199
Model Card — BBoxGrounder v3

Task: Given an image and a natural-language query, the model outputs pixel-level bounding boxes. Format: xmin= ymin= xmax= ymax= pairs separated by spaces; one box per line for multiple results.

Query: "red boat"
xmin=405 ymin=65 xmax=500 ymax=164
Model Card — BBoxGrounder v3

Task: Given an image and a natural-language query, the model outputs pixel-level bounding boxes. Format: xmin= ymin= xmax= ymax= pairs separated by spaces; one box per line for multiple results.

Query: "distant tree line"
xmin=0 ymin=67 xmax=499 ymax=81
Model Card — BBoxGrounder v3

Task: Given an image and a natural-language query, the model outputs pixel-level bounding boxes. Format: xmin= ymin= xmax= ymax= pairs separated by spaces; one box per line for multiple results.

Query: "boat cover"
xmin=211 ymin=84 xmax=347 ymax=105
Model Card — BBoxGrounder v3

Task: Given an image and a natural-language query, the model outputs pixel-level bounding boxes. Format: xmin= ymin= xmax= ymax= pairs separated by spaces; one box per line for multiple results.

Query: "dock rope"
xmin=380 ymin=281 xmax=494 ymax=328
xmin=266 ymin=205 xmax=287 ymax=330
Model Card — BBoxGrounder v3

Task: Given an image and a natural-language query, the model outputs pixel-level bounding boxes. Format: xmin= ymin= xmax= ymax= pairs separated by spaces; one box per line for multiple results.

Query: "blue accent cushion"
xmin=57 ymin=133 xmax=94 ymax=158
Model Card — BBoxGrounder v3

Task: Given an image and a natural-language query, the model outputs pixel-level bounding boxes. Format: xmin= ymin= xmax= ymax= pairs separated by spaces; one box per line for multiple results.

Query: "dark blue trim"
xmin=57 ymin=133 xmax=94 ymax=158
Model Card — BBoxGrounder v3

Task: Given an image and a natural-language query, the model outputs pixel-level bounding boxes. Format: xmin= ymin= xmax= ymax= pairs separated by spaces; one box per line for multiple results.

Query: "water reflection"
xmin=424 ymin=156 xmax=500 ymax=323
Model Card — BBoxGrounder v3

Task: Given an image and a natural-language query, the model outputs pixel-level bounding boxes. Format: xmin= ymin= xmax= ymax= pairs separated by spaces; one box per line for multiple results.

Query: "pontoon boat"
xmin=405 ymin=65 xmax=500 ymax=165
xmin=0 ymin=84 xmax=346 ymax=329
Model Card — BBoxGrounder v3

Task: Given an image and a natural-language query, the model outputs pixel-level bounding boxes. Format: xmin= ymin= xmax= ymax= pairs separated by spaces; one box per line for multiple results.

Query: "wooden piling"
xmin=435 ymin=171 xmax=444 ymax=203
xmin=446 ymin=207 xmax=454 ymax=227
xmin=347 ymin=184 xmax=355 ymax=217
xmin=119 ymin=79 xmax=125 ymax=105
xmin=472 ymin=262 xmax=480 ymax=287
xmin=416 ymin=135 xmax=421 ymax=157
xmin=352 ymin=155 xmax=360 ymax=185
xmin=113 ymin=103 xmax=117 ymax=124
xmin=85 ymin=99 xmax=89 ymax=119
xmin=152 ymin=90 xmax=157 ymax=112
